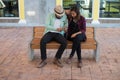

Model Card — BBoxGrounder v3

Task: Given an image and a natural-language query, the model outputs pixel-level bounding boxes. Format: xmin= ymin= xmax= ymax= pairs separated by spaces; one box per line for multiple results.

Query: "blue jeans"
xmin=40 ymin=32 xmax=67 ymax=60
xmin=67 ymin=33 xmax=86 ymax=60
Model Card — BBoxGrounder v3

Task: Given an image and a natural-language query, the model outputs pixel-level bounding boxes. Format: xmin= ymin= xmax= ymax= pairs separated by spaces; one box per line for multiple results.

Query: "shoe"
xmin=53 ymin=58 xmax=63 ymax=68
xmin=66 ymin=57 xmax=72 ymax=64
xmin=37 ymin=60 xmax=47 ymax=68
xmin=77 ymin=60 xmax=82 ymax=68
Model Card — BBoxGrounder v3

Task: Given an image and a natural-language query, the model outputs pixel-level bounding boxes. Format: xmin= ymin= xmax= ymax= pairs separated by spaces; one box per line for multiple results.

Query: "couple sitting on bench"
xmin=37 ymin=5 xmax=86 ymax=68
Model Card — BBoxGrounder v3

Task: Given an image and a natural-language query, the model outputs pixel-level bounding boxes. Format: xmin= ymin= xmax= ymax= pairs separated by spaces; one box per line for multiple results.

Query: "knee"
xmin=64 ymin=41 xmax=67 ymax=46
xmin=62 ymin=40 xmax=67 ymax=47
xmin=73 ymin=38 xmax=80 ymax=44
xmin=40 ymin=39 xmax=47 ymax=45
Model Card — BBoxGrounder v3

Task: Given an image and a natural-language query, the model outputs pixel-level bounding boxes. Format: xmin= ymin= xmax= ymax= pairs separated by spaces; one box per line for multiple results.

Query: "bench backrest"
xmin=33 ymin=27 xmax=94 ymax=39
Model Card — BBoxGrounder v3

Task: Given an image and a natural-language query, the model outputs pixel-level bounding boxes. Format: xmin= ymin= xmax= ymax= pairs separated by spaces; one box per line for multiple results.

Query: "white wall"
xmin=24 ymin=0 xmax=56 ymax=25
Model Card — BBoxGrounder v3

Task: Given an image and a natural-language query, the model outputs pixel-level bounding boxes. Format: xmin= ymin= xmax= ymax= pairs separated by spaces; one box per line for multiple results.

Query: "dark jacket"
xmin=68 ymin=16 xmax=86 ymax=36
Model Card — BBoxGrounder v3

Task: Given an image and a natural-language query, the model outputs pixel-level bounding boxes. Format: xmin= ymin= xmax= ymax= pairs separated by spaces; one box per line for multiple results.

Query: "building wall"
xmin=0 ymin=0 xmax=120 ymax=27
xmin=24 ymin=0 xmax=56 ymax=25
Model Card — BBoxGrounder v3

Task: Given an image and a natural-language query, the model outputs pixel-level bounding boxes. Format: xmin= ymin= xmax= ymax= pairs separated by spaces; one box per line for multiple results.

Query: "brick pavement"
xmin=0 ymin=27 xmax=120 ymax=80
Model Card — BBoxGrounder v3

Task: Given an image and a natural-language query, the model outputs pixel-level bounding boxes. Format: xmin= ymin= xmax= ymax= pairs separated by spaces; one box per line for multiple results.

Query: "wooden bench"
xmin=29 ymin=27 xmax=99 ymax=62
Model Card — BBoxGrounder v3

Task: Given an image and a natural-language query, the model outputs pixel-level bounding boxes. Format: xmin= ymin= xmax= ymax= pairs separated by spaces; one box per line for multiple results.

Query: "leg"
xmin=76 ymin=42 xmax=81 ymax=60
xmin=76 ymin=42 xmax=83 ymax=68
xmin=69 ymin=35 xmax=82 ymax=58
xmin=76 ymin=33 xmax=86 ymax=60
xmin=94 ymin=43 xmax=100 ymax=62
xmin=38 ymin=32 xmax=54 ymax=68
xmin=66 ymin=35 xmax=81 ymax=64
xmin=73 ymin=34 xmax=85 ymax=68
xmin=54 ymin=33 xmax=67 ymax=59
xmin=66 ymin=38 xmax=79 ymax=64
xmin=53 ymin=33 xmax=67 ymax=68
xmin=28 ymin=44 xmax=34 ymax=61
xmin=40 ymin=32 xmax=53 ymax=60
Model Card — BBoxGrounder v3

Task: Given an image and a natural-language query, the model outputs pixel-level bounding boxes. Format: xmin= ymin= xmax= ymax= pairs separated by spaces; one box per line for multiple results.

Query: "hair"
xmin=70 ymin=5 xmax=81 ymax=22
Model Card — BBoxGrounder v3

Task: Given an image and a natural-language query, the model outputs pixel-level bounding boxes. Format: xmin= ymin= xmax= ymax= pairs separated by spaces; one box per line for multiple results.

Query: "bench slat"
xmin=34 ymin=27 xmax=45 ymax=32
xmin=34 ymin=27 xmax=94 ymax=33
xmin=34 ymin=27 xmax=94 ymax=38
xmin=34 ymin=32 xmax=94 ymax=38
xmin=31 ymin=38 xmax=96 ymax=49
xmin=31 ymin=38 xmax=96 ymax=44
xmin=34 ymin=33 xmax=44 ymax=38
xmin=34 ymin=33 xmax=94 ymax=38
xmin=31 ymin=44 xmax=96 ymax=49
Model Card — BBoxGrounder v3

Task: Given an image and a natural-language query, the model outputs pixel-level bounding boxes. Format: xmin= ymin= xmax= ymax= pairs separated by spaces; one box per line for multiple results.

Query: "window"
xmin=0 ymin=0 xmax=19 ymax=17
xmin=99 ymin=0 xmax=120 ymax=18
xmin=63 ymin=0 xmax=93 ymax=18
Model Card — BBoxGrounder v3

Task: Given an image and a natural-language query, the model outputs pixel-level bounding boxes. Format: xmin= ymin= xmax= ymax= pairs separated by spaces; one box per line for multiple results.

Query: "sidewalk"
xmin=0 ymin=27 xmax=120 ymax=80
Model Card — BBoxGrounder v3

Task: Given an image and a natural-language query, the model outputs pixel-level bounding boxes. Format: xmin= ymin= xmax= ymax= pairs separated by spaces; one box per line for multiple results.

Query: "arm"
xmin=45 ymin=14 xmax=57 ymax=31
xmin=62 ymin=15 xmax=68 ymax=32
xmin=71 ymin=16 xmax=86 ymax=38
xmin=71 ymin=31 xmax=82 ymax=38
xmin=80 ymin=16 xmax=86 ymax=33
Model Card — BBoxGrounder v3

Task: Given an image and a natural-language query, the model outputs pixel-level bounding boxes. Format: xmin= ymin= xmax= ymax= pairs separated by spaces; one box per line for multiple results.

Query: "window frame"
xmin=98 ymin=0 xmax=120 ymax=19
xmin=0 ymin=0 xmax=20 ymax=19
xmin=63 ymin=0 xmax=93 ymax=19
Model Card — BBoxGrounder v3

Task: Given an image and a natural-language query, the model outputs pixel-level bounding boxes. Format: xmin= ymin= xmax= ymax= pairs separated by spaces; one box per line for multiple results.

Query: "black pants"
xmin=67 ymin=33 xmax=86 ymax=60
xmin=40 ymin=32 xmax=67 ymax=60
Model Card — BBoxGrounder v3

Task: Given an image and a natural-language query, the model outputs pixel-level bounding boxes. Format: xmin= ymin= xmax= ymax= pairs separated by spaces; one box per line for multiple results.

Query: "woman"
xmin=66 ymin=6 xmax=86 ymax=68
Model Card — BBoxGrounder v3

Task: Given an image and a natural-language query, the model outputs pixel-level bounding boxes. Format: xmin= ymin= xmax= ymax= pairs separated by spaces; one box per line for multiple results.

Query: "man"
xmin=65 ymin=7 xmax=71 ymax=22
xmin=37 ymin=5 xmax=68 ymax=68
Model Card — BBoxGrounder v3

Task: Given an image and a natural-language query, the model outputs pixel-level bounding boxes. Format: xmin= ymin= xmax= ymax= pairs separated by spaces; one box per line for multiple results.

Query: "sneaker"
xmin=66 ymin=57 xmax=72 ymax=64
xmin=77 ymin=60 xmax=82 ymax=68
xmin=37 ymin=60 xmax=47 ymax=68
xmin=53 ymin=58 xmax=63 ymax=68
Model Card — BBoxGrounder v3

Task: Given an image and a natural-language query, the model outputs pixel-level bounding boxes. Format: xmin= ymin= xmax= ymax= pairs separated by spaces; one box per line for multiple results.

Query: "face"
xmin=55 ymin=14 xmax=62 ymax=19
xmin=71 ymin=11 xmax=77 ymax=18
xmin=65 ymin=9 xmax=70 ymax=15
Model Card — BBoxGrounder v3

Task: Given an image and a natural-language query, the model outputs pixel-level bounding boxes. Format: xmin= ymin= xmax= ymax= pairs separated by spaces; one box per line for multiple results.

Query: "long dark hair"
xmin=70 ymin=5 xmax=81 ymax=22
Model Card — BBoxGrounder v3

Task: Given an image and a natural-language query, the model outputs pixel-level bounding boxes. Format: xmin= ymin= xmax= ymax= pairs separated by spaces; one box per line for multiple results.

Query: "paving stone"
xmin=0 ymin=27 xmax=120 ymax=80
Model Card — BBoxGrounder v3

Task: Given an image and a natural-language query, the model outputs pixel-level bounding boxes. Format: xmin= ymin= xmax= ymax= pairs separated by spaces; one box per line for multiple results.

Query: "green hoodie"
xmin=44 ymin=13 xmax=68 ymax=35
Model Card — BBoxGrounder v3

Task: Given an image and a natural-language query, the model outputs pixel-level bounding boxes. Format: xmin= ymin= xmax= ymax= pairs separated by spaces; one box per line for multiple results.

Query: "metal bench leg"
xmin=28 ymin=45 xmax=34 ymax=61
xmin=94 ymin=44 xmax=100 ymax=62
xmin=94 ymin=27 xmax=100 ymax=62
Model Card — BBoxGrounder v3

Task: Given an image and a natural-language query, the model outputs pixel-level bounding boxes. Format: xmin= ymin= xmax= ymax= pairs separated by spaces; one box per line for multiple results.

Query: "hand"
xmin=71 ymin=33 xmax=77 ymax=38
xmin=63 ymin=27 xmax=67 ymax=32
xmin=56 ymin=28 xmax=63 ymax=32
xmin=71 ymin=31 xmax=82 ymax=38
